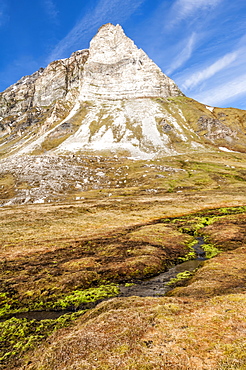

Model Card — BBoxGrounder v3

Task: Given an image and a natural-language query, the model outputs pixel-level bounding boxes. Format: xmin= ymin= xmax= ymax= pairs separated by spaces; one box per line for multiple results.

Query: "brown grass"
xmin=1 ymin=151 xmax=246 ymax=369
xmin=169 ymin=246 xmax=246 ymax=298
xmin=20 ymin=293 xmax=246 ymax=370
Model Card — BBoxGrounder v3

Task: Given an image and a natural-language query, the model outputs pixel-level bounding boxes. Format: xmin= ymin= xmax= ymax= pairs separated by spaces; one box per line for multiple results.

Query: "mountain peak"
xmin=89 ymin=23 xmax=135 ymax=63
xmin=79 ymin=23 xmax=182 ymax=101
xmin=0 ymin=24 xmax=245 ymax=162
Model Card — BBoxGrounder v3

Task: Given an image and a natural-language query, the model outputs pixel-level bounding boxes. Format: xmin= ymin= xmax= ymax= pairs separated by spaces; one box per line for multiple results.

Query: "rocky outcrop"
xmin=33 ymin=50 xmax=89 ymax=107
xmin=196 ymin=116 xmax=237 ymax=142
xmin=0 ymin=50 xmax=89 ymax=145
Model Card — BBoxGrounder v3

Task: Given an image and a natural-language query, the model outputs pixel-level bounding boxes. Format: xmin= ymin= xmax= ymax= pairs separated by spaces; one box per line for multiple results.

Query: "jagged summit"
xmin=0 ymin=23 xmax=245 ymax=160
xmin=79 ymin=23 xmax=182 ymax=100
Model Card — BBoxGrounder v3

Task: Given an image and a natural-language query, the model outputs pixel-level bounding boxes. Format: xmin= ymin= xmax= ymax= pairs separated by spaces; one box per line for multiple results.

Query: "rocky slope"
xmin=0 ymin=23 xmax=246 ymax=206
xmin=1 ymin=23 xmax=245 ymax=160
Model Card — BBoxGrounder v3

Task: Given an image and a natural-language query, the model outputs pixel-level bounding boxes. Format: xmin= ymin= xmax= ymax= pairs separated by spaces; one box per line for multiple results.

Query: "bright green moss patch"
xmin=54 ymin=284 xmax=120 ymax=309
xmin=0 ymin=285 xmax=120 ymax=320
xmin=178 ymin=250 xmax=196 ymax=261
xmin=0 ymin=311 xmax=84 ymax=365
xmin=166 ymin=270 xmax=194 ymax=286
xmin=202 ymin=243 xmax=221 ymax=259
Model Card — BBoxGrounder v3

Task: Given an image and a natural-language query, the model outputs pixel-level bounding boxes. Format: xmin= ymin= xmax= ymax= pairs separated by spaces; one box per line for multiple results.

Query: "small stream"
xmin=119 ymin=236 xmax=206 ymax=297
xmin=10 ymin=237 xmax=207 ymax=321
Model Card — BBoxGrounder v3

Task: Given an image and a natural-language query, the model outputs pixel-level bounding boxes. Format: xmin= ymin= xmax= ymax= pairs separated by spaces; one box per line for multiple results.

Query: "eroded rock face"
xmin=196 ymin=116 xmax=237 ymax=141
xmin=79 ymin=24 xmax=182 ymax=101
xmin=0 ymin=50 xmax=89 ymax=141
xmin=33 ymin=50 xmax=89 ymax=107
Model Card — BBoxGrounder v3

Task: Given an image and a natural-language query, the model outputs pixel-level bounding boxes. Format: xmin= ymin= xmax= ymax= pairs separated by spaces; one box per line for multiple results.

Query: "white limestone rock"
xmin=79 ymin=24 xmax=182 ymax=101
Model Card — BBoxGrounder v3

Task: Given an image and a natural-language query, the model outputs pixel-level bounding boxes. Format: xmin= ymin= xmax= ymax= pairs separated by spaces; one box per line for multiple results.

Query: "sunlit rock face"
xmin=0 ymin=23 xmax=245 ymax=160
xmin=79 ymin=24 xmax=182 ymax=101
xmin=33 ymin=50 xmax=89 ymax=107
xmin=0 ymin=50 xmax=89 ymax=142
xmin=56 ymin=24 xmax=186 ymax=157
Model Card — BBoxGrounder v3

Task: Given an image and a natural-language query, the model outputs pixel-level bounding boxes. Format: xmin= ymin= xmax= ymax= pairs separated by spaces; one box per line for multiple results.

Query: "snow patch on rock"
xmin=219 ymin=146 xmax=239 ymax=153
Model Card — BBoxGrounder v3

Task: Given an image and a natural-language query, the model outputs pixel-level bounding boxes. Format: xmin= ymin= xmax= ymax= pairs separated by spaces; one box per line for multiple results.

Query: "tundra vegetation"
xmin=0 ymin=150 xmax=246 ymax=369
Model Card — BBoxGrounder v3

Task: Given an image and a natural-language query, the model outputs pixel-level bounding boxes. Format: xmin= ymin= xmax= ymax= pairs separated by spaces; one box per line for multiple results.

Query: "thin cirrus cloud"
xmin=166 ymin=33 xmax=197 ymax=75
xmin=169 ymin=0 xmax=223 ymax=25
xmin=43 ymin=0 xmax=59 ymax=23
xmin=47 ymin=0 xmax=146 ymax=63
xmin=195 ymin=72 xmax=246 ymax=106
xmin=182 ymin=50 xmax=239 ymax=90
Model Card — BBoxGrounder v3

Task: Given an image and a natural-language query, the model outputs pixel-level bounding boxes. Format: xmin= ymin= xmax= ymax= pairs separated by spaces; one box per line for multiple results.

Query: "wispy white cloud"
xmin=169 ymin=0 xmax=223 ymax=26
xmin=47 ymin=0 xmax=146 ymax=63
xmin=194 ymin=72 xmax=246 ymax=106
xmin=166 ymin=33 xmax=197 ymax=75
xmin=0 ymin=0 xmax=8 ymax=27
xmin=43 ymin=0 xmax=59 ymax=23
xmin=0 ymin=10 xmax=3 ymax=26
xmin=182 ymin=51 xmax=238 ymax=90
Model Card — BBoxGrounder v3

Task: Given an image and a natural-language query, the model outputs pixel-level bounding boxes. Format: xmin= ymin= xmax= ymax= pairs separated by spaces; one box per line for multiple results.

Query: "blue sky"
xmin=1 ymin=0 xmax=246 ymax=109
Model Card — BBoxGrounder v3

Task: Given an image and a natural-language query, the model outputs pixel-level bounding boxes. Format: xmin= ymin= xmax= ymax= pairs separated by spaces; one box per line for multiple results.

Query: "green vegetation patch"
xmin=202 ymin=243 xmax=222 ymax=259
xmin=0 ymin=311 xmax=83 ymax=365
xmin=0 ymin=284 xmax=119 ymax=365
xmin=166 ymin=270 xmax=195 ymax=286
xmin=54 ymin=284 xmax=120 ymax=309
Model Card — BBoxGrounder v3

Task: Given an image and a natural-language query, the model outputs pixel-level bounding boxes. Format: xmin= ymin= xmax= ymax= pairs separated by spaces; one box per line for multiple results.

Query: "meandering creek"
xmin=11 ymin=237 xmax=207 ymax=321
xmin=119 ymin=236 xmax=206 ymax=297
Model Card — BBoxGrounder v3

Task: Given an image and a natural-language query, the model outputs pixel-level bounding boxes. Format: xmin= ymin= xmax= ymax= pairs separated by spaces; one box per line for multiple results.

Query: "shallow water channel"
xmin=12 ymin=237 xmax=206 ymax=321
xmin=119 ymin=236 xmax=206 ymax=297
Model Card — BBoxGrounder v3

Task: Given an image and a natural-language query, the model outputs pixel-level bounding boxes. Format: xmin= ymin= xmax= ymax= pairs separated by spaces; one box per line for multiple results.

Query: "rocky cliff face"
xmin=0 ymin=49 xmax=89 ymax=149
xmin=0 ymin=24 xmax=246 ymax=158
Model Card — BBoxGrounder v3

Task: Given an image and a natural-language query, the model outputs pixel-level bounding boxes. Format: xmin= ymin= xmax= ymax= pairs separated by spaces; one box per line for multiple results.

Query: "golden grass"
xmin=0 ymin=151 xmax=246 ymax=369
xmin=20 ymin=293 xmax=246 ymax=370
xmin=0 ymin=190 xmax=244 ymax=261
xmin=168 ymin=246 xmax=246 ymax=298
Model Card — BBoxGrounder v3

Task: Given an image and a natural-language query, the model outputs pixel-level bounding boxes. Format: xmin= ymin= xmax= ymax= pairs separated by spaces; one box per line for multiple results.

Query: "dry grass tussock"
xmin=21 ymin=293 xmax=246 ymax=370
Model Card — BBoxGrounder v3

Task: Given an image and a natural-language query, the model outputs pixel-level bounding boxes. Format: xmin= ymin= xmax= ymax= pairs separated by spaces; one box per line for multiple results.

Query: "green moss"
xmin=202 ymin=243 xmax=221 ymax=259
xmin=53 ymin=284 xmax=119 ymax=309
xmin=0 ymin=284 xmax=120 ymax=319
xmin=0 ymin=311 xmax=83 ymax=365
xmin=216 ymin=206 xmax=246 ymax=215
xmin=178 ymin=250 xmax=196 ymax=262
xmin=166 ymin=270 xmax=194 ymax=286
xmin=193 ymin=216 xmax=218 ymax=233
